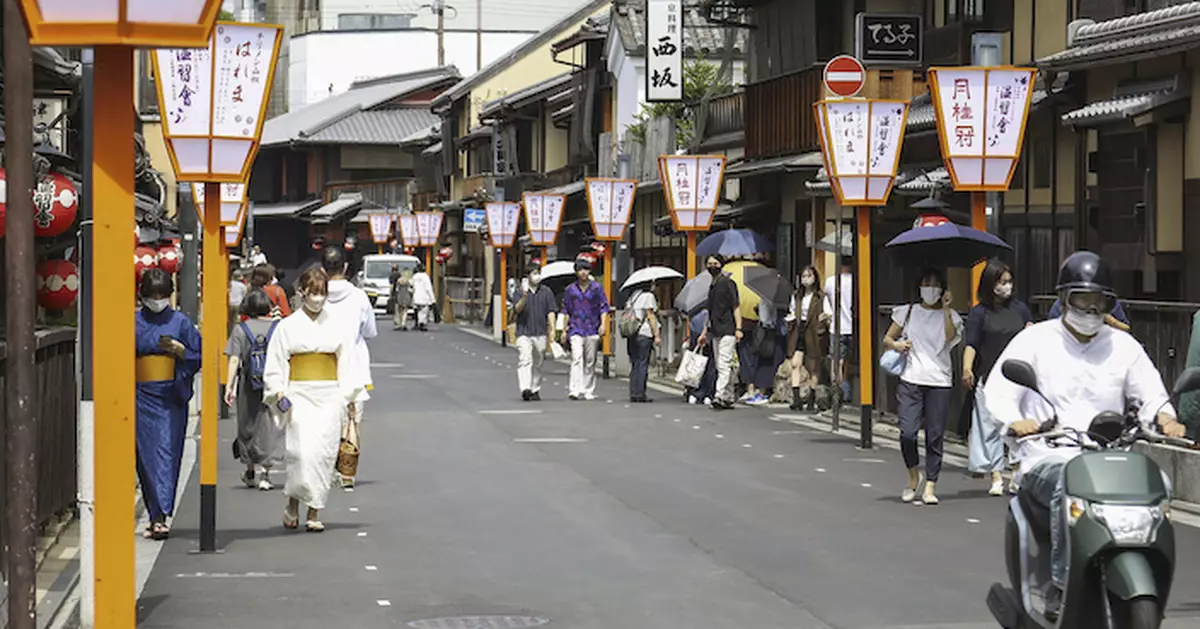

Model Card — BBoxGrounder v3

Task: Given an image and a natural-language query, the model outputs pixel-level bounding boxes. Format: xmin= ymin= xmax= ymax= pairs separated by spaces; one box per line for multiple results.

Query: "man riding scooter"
xmin=984 ymin=251 xmax=1188 ymax=622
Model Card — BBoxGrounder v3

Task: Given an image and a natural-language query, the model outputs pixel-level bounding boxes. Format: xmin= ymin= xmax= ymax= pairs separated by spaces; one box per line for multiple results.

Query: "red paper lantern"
xmin=37 ymin=259 xmax=80 ymax=310
xmin=32 ymin=172 xmax=78 ymax=238
xmin=157 ymin=244 xmax=181 ymax=274
xmin=915 ymin=214 xmax=951 ymax=228
xmin=134 ymin=245 xmax=159 ymax=280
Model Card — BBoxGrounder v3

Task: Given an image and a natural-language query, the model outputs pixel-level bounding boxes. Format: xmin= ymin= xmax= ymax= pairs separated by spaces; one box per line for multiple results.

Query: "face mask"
xmin=303 ymin=294 xmax=327 ymax=313
xmin=995 ymin=283 xmax=1013 ymax=299
xmin=1064 ymin=307 xmax=1105 ymax=337
xmin=143 ymin=298 xmax=170 ymax=313
xmin=708 ymin=267 xmax=721 ymax=277
xmin=920 ymin=286 xmax=943 ymax=305
xmin=529 ymin=273 xmax=541 ymax=287
xmin=801 ymin=275 xmax=815 ymax=287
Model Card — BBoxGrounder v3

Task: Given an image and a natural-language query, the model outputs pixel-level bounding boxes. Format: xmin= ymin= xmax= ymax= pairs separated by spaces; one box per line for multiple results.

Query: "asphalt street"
xmin=138 ymin=323 xmax=1200 ymax=629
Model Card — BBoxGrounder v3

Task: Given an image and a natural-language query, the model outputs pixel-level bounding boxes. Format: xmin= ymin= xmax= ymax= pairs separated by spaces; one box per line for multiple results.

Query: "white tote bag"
xmin=674 ymin=349 xmax=709 ymax=388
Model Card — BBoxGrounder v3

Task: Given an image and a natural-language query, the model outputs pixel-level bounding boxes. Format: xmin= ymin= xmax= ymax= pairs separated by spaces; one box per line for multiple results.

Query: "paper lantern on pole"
xmin=134 ymin=245 xmax=159 ymax=279
xmin=367 ymin=214 xmax=393 ymax=244
xmin=17 ymin=0 xmax=225 ymax=47
xmin=152 ymin=22 xmax=284 ymax=183
xmin=157 ymin=243 xmax=182 ymax=274
xmin=191 ymin=182 xmax=247 ymax=225
xmin=37 ymin=259 xmax=79 ymax=310
xmin=522 ymin=193 xmax=565 ymax=246
xmin=928 ymin=66 xmax=1038 ymax=191
xmin=224 ymin=203 xmax=248 ymax=248
xmin=485 ymin=202 xmax=521 ymax=248
xmin=658 ymin=156 xmax=726 ymax=229
xmin=415 ymin=211 xmax=444 ymax=246
xmin=398 ymin=214 xmax=421 ymax=248
xmin=585 ymin=178 xmax=636 ymax=240
xmin=813 ymin=99 xmax=909 ymax=206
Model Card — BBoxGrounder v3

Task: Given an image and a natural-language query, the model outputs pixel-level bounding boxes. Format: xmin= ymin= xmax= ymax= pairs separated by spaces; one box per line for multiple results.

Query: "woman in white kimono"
xmin=263 ymin=267 xmax=365 ymax=532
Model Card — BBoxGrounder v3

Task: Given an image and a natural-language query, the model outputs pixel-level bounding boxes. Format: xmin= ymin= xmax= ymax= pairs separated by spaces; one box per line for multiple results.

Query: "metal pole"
xmin=4 ymin=5 xmax=38 ymax=628
xmin=476 ymin=0 xmax=483 ymax=71
xmin=831 ymin=208 xmax=843 ymax=432
xmin=77 ymin=46 xmax=96 ymax=629
xmin=435 ymin=0 xmax=446 ymax=66
xmin=91 ymin=45 xmax=137 ymax=629
xmin=856 ymin=207 xmax=873 ymax=449
xmin=179 ymin=186 xmax=200 ymax=322
xmin=200 ymin=182 xmax=222 ymax=553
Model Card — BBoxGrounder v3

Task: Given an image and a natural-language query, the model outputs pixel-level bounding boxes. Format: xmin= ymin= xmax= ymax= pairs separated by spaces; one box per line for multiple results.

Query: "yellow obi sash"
xmin=290 ymin=353 xmax=338 ymax=382
xmin=136 ymin=355 xmax=176 ymax=383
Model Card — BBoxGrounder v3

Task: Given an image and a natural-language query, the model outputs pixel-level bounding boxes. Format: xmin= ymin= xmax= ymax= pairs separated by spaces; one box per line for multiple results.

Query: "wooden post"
xmin=857 ymin=207 xmax=873 ymax=450
xmin=686 ymin=232 xmax=697 ymax=278
xmin=971 ymin=192 xmax=987 ymax=306
xmin=200 ymin=182 xmax=222 ymax=553
xmin=91 ymin=45 xmax=137 ymax=629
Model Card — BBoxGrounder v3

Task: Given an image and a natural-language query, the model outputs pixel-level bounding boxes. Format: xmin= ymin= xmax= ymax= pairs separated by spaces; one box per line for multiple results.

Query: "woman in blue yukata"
xmin=135 ymin=268 xmax=202 ymax=540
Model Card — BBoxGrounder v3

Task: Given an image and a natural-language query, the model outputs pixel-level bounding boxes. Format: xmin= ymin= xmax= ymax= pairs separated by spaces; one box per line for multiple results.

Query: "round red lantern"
xmin=32 ymin=172 xmax=78 ymax=238
xmin=37 ymin=259 xmax=80 ymax=310
xmin=157 ymin=244 xmax=181 ymax=274
xmin=134 ymin=245 xmax=159 ymax=280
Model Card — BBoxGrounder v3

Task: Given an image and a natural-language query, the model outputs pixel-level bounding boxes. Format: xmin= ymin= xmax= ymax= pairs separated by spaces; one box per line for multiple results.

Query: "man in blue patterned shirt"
xmin=560 ymin=259 xmax=610 ymax=400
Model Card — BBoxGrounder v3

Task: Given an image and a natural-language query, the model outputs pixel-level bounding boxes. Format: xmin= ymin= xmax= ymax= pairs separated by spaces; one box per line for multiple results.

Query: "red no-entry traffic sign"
xmin=824 ymin=55 xmax=865 ymax=97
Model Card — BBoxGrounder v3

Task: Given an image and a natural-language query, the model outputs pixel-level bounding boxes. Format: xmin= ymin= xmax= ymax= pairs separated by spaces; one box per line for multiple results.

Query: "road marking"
xmin=606 ymin=399 xmax=613 ymax=404
xmin=692 ymin=425 xmax=700 ymax=430
xmin=715 ymin=434 xmax=724 ymax=438
xmin=774 ymin=454 xmax=785 ymax=459
xmin=479 ymin=409 xmax=543 ymax=415
xmin=771 ymin=430 xmax=809 ymax=435
xmin=742 ymin=444 xmax=752 ymax=448
xmin=673 ymin=418 xmax=681 ymax=423
xmin=391 ymin=374 xmax=437 ymax=379
xmin=365 ymin=565 xmax=378 ymax=571
xmin=175 ymin=572 xmax=293 ymax=578
xmin=843 ymin=457 xmax=887 ymax=464
xmin=861 ymin=483 xmax=873 ymax=488
xmin=654 ymin=414 xmax=663 ymax=419
xmin=370 ymin=363 xmax=405 ymax=368
xmin=349 ymin=507 xmax=359 ymax=513
xmin=966 ymin=518 xmax=981 ymax=524
xmin=815 ymin=468 xmax=826 ymax=473
xmin=358 ymin=532 xmax=368 ymax=537
xmin=513 ymin=438 xmax=589 ymax=443
xmin=377 ymin=600 xmax=392 ymax=607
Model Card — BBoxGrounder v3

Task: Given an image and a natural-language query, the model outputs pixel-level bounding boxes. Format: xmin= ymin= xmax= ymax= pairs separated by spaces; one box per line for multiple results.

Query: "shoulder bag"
xmin=879 ymin=304 xmax=915 ymax=377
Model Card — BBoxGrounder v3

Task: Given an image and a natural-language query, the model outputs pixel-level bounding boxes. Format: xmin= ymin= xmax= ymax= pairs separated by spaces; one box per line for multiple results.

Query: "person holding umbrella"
xmin=697 ymin=255 xmax=743 ymax=410
xmin=882 ymin=267 xmax=963 ymax=505
xmin=621 ymin=267 xmax=681 ymax=403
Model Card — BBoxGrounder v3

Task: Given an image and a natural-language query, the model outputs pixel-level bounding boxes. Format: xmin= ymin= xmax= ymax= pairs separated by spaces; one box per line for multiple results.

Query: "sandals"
xmin=305 ymin=520 xmax=325 ymax=533
xmin=142 ymin=522 xmax=170 ymax=540
xmin=283 ymin=506 xmax=300 ymax=530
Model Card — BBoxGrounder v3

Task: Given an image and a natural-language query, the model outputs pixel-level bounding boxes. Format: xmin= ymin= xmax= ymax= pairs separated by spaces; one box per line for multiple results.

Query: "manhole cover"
xmin=407 ymin=616 xmax=549 ymax=629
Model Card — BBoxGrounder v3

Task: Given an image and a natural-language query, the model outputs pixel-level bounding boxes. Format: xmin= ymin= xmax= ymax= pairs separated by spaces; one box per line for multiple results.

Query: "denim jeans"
xmin=896 ymin=381 xmax=952 ymax=482
xmin=627 ymin=335 xmax=653 ymax=399
xmin=1024 ymin=458 xmax=1068 ymax=587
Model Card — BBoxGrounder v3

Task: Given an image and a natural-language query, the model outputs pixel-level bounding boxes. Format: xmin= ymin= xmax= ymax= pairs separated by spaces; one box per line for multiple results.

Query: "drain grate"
xmin=407 ymin=617 xmax=550 ymax=629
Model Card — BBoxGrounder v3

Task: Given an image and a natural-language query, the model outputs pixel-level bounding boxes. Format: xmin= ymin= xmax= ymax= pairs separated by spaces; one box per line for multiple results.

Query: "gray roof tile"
xmin=1038 ymin=1 xmax=1200 ymax=69
xmin=613 ymin=2 xmax=747 ymax=58
xmin=301 ymin=108 xmax=440 ymax=145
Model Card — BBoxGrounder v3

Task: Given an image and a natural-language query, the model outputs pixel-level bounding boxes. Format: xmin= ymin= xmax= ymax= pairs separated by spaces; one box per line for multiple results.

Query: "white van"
xmin=356 ymin=253 xmax=421 ymax=311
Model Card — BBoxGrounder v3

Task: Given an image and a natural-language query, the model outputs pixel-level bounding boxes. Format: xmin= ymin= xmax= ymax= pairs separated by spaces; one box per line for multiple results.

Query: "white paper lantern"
xmin=658 ymin=155 xmax=726 ymax=230
xmin=415 ymin=211 xmax=444 ymax=246
xmin=398 ymin=214 xmax=421 ymax=248
xmin=813 ymin=99 xmax=909 ymax=206
xmin=522 ymin=194 xmax=566 ymax=246
xmin=367 ymin=214 xmax=393 ymax=244
xmin=585 ymin=178 xmax=636 ymax=241
xmin=485 ymin=203 xmax=521 ymax=248
xmin=18 ymin=0 xmax=224 ymax=47
xmin=191 ymin=182 xmax=246 ymax=226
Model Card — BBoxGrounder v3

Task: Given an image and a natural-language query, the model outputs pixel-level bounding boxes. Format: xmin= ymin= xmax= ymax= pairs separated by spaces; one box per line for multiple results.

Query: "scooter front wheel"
xmin=1121 ymin=596 xmax=1160 ymax=629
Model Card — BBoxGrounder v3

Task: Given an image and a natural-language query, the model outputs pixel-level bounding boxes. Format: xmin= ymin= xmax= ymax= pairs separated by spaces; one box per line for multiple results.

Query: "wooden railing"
xmin=700 ymin=90 xmax=744 ymax=139
xmin=745 ymin=65 xmax=823 ymax=159
xmin=0 ymin=327 xmax=79 ymax=570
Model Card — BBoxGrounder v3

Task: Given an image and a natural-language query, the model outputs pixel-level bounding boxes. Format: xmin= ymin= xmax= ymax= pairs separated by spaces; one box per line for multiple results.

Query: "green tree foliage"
xmin=626 ymin=57 xmax=734 ymax=148
xmin=219 ymin=9 xmax=236 ymax=20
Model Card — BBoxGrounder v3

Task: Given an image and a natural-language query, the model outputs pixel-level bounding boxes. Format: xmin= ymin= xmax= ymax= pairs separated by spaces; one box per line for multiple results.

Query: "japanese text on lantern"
xmin=398 ymin=215 xmax=420 ymax=247
xmin=486 ymin=202 xmax=520 ymax=247
xmin=587 ymin=180 xmax=613 ymax=224
xmin=212 ymin=25 xmax=273 ymax=138
xmin=646 ymin=0 xmax=683 ymax=101
xmin=158 ymin=47 xmax=212 ymax=134
xmin=526 ymin=195 xmax=543 ymax=231
xmin=825 ymin=101 xmax=869 ymax=175
xmin=934 ymin=69 xmax=985 ymax=157
xmin=868 ymin=103 xmax=905 ymax=175
xmin=985 ymin=70 xmax=1031 ymax=156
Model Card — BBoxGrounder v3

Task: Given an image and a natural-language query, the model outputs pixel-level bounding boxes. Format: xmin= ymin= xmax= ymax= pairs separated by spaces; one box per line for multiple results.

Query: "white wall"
xmin=318 ymin=0 xmax=586 ymax=33
xmin=289 ymin=30 xmax=536 ymax=110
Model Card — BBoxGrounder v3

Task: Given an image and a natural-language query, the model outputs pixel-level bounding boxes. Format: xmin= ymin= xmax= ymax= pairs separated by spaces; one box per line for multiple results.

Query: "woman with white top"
xmin=882 ymin=267 xmax=963 ymax=505
xmin=626 ymin=282 xmax=662 ymax=403
xmin=786 ymin=265 xmax=826 ymax=411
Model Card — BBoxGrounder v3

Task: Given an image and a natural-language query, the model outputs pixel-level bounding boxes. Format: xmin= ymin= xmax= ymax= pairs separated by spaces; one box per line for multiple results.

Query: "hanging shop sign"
xmin=585 ymin=178 xmax=636 ymax=241
xmin=522 ymin=193 xmax=566 ymax=246
xmin=813 ymin=99 xmax=909 ymax=206
xmin=658 ymin=156 xmax=726 ymax=230
xmin=645 ymin=0 xmax=683 ymax=102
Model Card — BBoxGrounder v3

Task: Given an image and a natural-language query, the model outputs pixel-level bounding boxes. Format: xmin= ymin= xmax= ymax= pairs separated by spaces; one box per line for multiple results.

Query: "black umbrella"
xmin=885 ymin=221 xmax=1012 ymax=268
xmin=741 ymin=267 xmax=793 ymax=310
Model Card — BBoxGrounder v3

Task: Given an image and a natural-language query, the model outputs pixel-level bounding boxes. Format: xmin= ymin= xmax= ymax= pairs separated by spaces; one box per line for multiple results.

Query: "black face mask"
xmin=708 ymin=267 xmax=721 ymax=277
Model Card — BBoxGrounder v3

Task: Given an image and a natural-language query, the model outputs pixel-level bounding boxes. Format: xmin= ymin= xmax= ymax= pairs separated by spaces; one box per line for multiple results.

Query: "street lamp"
xmin=415 ymin=210 xmax=444 ymax=270
xmin=585 ymin=178 xmax=635 ymax=366
xmin=191 ymin=181 xmax=247 ymax=226
xmin=523 ymin=192 xmax=565 ymax=268
xmin=813 ymin=97 xmax=909 ymax=451
xmin=398 ymin=213 xmax=421 ymax=252
xmin=367 ymin=213 xmax=393 ymax=253
xmin=485 ymin=202 xmax=520 ymax=345
xmin=223 ymin=201 xmax=248 ymax=248
xmin=18 ymin=0 xmax=223 ymax=47
xmin=658 ymin=155 xmax=725 ymax=277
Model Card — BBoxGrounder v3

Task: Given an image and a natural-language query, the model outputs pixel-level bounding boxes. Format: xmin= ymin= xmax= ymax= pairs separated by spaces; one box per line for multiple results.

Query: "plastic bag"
xmin=674 ymin=349 xmax=709 ymax=388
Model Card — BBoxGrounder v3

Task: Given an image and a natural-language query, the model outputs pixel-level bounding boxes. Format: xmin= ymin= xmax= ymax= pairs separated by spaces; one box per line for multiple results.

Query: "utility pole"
xmin=435 ymin=0 xmax=446 ymax=66
xmin=476 ymin=0 xmax=482 ymax=71
xmin=78 ymin=46 xmax=96 ymax=629
xmin=4 ymin=1 xmax=39 ymax=628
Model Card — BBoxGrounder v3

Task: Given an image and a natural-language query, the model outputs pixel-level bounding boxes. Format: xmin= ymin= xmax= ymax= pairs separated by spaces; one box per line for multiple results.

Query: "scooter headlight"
xmin=1089 ymin=503 xmax=1165 ymax=545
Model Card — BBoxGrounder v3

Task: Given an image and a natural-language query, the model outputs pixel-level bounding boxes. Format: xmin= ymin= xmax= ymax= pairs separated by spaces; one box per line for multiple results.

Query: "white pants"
xmin=516 ymin=335 xmax=547 ymax=393
xmin=416 ymin=304 xmax=431 ymax=325
xmin=569 ymin=335 xmax=600 ymax=398
xmin=714 ymin=335 xmax=738 ymax=403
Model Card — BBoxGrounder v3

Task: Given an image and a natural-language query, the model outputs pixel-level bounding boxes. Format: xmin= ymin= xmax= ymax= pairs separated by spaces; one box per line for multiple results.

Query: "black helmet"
xmin=1056 ymin=251 xmax=1115 ymax=296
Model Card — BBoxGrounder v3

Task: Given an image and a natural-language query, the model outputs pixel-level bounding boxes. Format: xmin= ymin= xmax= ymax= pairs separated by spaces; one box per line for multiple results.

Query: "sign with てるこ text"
xmin=855 ymin=13 xmax=922 ymax=67
xmin=645 ymin=0 xmax=683 ymax=102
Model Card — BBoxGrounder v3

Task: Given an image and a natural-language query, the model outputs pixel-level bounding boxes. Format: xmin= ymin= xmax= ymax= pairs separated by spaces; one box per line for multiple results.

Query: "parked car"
xmin=356 ymin=253 xmax=421 ymax=311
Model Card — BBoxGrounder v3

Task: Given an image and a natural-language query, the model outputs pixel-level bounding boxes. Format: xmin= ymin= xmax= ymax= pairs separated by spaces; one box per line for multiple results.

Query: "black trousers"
xmin=627 ymin=335 xmax=653 ymax=399
xmin=896 ymin=380 xmax=952 ymax=482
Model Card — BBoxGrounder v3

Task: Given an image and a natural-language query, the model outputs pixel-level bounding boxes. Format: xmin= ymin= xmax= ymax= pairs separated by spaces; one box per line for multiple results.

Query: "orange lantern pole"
xmin=486 ymin=202 xmax=520 ymax=346
xmin=585 ymin=179 xmax=635 ymax=373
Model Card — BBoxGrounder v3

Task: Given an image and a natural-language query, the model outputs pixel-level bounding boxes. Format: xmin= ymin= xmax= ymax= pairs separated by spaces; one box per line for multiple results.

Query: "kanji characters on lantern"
xmin=0 ymin=168 xmax=80 ymax=239
xmin=37 ymin=259 xmax=80 ymax=311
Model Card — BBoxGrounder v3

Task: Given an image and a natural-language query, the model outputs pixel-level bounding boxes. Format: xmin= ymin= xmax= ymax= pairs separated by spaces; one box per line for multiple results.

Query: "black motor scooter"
xmin=987 ymin=359 xmax=1200 ymax=629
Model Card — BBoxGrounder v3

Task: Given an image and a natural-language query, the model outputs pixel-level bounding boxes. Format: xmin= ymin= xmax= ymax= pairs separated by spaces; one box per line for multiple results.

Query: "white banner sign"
xmin=367 ymin=214 xmax=393 ymax=244
xmin=398 ymin=215 xmax=421 ymax=248
xmin=586 ymin=179 xmax=636 ymax=241
xmin=930 ymin=67 xmax=1036 ymax=190
xmin=646 ymin=0 xmax=683 ymax=102
xmin=191 ymin=182 xmax=247 ymax=225
xmin=660 ymin=155 xmax=726 ymax=230
xmin=486 ymin=202 xmax=521 ymax=248
xmin=522 ymin=194 xmax=566 ymax=246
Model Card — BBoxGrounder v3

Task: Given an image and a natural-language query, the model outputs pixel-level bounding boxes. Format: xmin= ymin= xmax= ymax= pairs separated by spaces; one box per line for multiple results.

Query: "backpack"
xmin=239 ymin=321 xmax=278 ymax=392
xmin=618 ymin=291 xmax=648 ymax=338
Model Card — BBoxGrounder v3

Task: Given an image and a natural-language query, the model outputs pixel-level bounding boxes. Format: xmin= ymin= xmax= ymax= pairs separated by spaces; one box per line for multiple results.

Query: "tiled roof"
xmin=261 ymin=66 xmax=459 ymax=147
xmin=301 ymin=108 xmax=440 ymax=145
xmin=1061 ymin=85 xmax=1188 ymax=127
xmin=805 ymin=167 xmax=950 ymax=195
xmin=479 ymin=72 xmax=575 ymax=120
xmin=401 ymin=124 xmax=441 ymax=147
xmin=613 ymin=2 xmax=747 ymax=58
xmin=1038 ymin=2 xmax=1200 ymax=70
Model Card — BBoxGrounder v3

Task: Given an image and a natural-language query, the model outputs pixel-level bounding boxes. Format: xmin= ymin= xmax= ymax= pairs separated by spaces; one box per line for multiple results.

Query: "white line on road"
xmin=966 ymin=518 xmax=981 ymax=524
xmin=861 ymin=483 xmax=873 ymax=488
xmin=692 ymin=425 xmax=700 ymax=430
xmin=654 ymin=414 xmax=663 ymax=419
xmin=391 ymin=374 xmax=438 ymax=379
xmin=715 ymin=434 xmax=724 ymax=438
xmin=349 ymin=507 xmax=359 ymax=512
xmin=479 ymin=409 xmax=543 ymax=415
xmin=377 ymin=600 xmax=391 ymax=607
xmin=815 ymin=468 xmax=827 ymax=473
xmin=369 ymin=363 xmax=406 ymax=368
xmin=358 ymin=532 xmax=368 ymax=537
xmin=365 ymin=565 xmax=378 ymax=571
xmin=774 ymin=454 xmax=785 ymax=459
xmin=843 ymin=457 xmax=887 ymax=464
xmin=175 ymin=572 xmax=293 ymax=578
xmin=771 ymin=430 xmax=809 ymax=435
xmin=513 ymin=438 xmax=589 ymax=443
xmin=673 ymin=418 xmax=681 ymax=423
xmin=742 ymin=444 xmax=752 ymax=448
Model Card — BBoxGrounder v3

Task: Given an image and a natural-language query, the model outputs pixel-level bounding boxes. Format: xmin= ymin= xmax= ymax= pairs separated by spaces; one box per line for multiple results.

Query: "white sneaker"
xmin=988 ymin=473 xmax=1005 ymax=496
xmin=702 ymin=397 xmax=712 ymax=406
xmin=901 ymin=471 xmax=924 ymax=502
xmin=583 ymin=393 xmax=598 ymax=401
xmin=688 ymin=396 xmax=698 ymax=405
xmin=258 ymin=478 xmax=274 ymax=491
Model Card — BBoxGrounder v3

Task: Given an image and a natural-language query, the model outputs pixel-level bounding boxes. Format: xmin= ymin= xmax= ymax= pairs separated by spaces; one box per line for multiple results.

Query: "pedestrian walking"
xmin=322 ymin=247 xmax=377 ymax=489
xmin=786 ymin=265 xmax=827 ymax=411
xmin=698 ymin=255 xmax=743 ymax=410
xmin=823 ymin=257 xmax=855 ymax=403
xmin=625 ymin=282 xmax=662 ymax=403
xmin=229 ymin=268 xmax=248 ymax=329
xmin=511 ymin=268 xmax=558 ymax=401
xmin=411 ymin=262 xmax=436 ymax=331
xmin=264 ymin=267 xmax=365 ymax=532
xmin=963 ymin=260 xmax=1032 ymax=496
xmin=392 ymin=266 xmax=415 ymax=330
xmin=224 ymin=289 xmax=285 ymax=491
xmin=249 ymin=263 xmax=291 ymax=319
xmin=560 ymin=259 xmax=610 ymax=401
xmin=135 ymin=269 xmax=202 ymax=540
xmin=882 ymin=267 xmax=963 ymax=505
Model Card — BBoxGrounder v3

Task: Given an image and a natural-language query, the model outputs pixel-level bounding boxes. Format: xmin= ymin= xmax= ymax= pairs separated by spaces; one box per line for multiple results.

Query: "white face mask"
xmin=303 ymin=294 xmax=327 ymax=313
xmin=801 ymin=275 xmax=815 ymax=287
xmin=920 ymin=286 xmax=943 ymax=305
xmin=1064 ymin=307 xmax=1104 ymax=337
xmin=143 ymin=298 xmax=170 ymax=313
xmin=995 ymin=283 xmax=1013 ymax=299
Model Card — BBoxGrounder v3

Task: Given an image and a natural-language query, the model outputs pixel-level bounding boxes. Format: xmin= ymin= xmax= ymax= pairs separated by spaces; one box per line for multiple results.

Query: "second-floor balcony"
xmin=745 ymin=65 xmax=823 ymax=159
xmin=698 ymin=90 xmax=745 ymax=149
